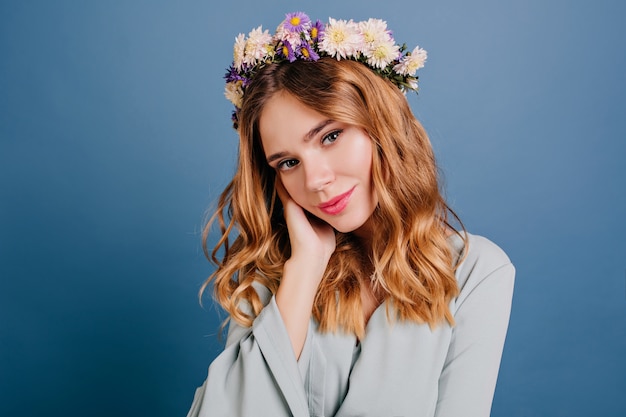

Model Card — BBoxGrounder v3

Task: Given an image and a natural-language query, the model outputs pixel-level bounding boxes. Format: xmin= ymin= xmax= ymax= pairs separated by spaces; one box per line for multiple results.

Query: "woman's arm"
xmin=187 ymin=292 xmax=312 ymax=417
xmin=187 ymin=180 xmax=335 ymax=417
xmin=435 ymin=236 xmax=515 ymax=417
xmin=274 ymin=178 xmax=336 ymax=359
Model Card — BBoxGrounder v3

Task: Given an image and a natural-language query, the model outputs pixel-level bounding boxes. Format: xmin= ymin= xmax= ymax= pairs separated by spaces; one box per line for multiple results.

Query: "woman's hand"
xmin=275 ymin=178 xmax=336 ymax=276
xmin=274 ymin=178 xmax=336 ymax=359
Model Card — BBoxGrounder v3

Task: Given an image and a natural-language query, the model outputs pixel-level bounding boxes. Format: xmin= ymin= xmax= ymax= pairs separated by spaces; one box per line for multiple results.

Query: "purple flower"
xmin=277 ymin=40 xmax=296 ymax=62
xmin=231 ymin=110 xmax=240 ymax=129
xmin=310 ymin=20 xmax=324 ymax=41
xmin=283 ymin=11 xmax=311 ymax=32
xmin=241 ymin=76 xmax=252 ymax=87
xmin=298 ymin=42 xmax=319 ymax=61
xmin=224 ymin=65 xmax=240 ymax=82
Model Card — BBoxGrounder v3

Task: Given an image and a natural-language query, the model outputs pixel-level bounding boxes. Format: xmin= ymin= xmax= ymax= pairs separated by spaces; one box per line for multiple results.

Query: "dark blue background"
xmin=1 ymin=1 xmax=625 ymax=416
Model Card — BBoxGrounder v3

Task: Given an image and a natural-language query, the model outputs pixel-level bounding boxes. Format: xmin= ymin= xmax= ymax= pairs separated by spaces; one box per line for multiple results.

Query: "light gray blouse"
xmin=187 ymin=233 xmax=515 ymax=417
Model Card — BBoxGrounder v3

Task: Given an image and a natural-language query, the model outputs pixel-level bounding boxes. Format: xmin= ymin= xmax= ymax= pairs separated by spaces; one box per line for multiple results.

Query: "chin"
xmin=332 ymin=225 xmax=359 ymax=234
xmin=328 ymin=217 xmax=371 ymax=235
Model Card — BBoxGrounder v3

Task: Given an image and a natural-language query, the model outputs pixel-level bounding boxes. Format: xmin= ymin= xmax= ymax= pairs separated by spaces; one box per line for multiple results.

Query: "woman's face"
xmin=259 ymin=91 xmax=378 ymax=237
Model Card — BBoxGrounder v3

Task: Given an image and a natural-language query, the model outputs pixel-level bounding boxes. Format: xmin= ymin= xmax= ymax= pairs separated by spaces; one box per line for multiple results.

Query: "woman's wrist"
xmin=282 ymin=258 xmax=326 ymax=290
xmin=283 ymin=256 xmax=328 ymax=287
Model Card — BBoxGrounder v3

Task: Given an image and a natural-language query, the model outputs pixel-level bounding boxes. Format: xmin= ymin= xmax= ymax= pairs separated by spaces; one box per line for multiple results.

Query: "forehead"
xmin=258 ymin=92 xmax=327 ymax=154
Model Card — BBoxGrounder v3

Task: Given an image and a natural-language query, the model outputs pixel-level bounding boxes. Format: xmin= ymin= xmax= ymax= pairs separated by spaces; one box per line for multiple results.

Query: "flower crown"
xmin=224 ymin=12 xmax=427 ymax=129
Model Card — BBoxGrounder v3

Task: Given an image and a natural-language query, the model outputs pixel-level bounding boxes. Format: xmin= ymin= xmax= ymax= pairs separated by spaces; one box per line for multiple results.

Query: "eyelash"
xmin=276 ymin=129 xmax=343 ymax=171
xmin=322 ymin=129 xmax=342 ymax=144
xmin=277 ymin=159 xmax=299 ymax=170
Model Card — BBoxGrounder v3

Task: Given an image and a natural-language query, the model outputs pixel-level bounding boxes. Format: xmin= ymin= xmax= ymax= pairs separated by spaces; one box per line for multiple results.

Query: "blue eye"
xmin=277 ymin=158 xmax=299 ymax=171
xmin=322 ymin=129 xmax=342 ymax=144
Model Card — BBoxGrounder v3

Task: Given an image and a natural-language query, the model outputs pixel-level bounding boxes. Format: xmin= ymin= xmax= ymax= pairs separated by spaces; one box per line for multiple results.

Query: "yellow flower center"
xmin=374 ymin=47 xmax=386 ymax=59
xmin=290 ymin=17 xmax=301 ymax=26
xmin=311 ymin=27 xmax=318 ymax=38
xmin=282 ymin=45 xmax=289 ymax=55
xmin=301 ymin=47 xmax=309 ymax=58
xmin=331 ymin=29 xmax=345 ymax=43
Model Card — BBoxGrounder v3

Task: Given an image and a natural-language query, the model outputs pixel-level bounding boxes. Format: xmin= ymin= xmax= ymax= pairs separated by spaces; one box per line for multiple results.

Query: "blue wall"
xmin=1 ymin=1 xmax=624 ymax=415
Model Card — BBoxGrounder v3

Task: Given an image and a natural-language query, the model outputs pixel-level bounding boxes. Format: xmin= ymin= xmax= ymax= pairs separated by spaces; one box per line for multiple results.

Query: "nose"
xmin=304 ymin=160 xmax=334 ymax=192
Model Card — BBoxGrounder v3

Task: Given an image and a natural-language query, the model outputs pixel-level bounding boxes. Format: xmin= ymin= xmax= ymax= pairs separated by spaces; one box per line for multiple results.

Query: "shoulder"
xmin=455 ymin=232 xmax=511 ymax=267
xmin=449 ymin=232 xmax=515 ymax=307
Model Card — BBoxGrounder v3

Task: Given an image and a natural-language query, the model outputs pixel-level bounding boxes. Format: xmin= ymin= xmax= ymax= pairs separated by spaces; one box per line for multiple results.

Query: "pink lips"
xmin=318 ymin=187 xmax=355 ymax=215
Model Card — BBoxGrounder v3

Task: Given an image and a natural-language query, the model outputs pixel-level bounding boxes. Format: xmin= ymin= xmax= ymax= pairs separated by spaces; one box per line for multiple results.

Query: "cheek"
xmin=280 ymin=175 xmax=307 ymax=205
xmin=346 ymin=138 xmax=373 ymax=180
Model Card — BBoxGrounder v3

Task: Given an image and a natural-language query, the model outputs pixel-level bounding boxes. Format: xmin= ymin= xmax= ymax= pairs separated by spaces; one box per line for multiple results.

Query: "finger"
xmin=274 ymin=176 xmax=290 ymax=205
xmin=275 ymin=176 xmax=315 ymax=237
xmin=275 ymin=177 xmax=308 ymax=222
xmin=274 ymin=176 xmax=301 ymax=223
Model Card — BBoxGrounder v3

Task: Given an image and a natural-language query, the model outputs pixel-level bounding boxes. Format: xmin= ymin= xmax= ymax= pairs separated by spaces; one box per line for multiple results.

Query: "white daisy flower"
xmin=243 ymin=26 xmax=273 ymax=66
xmin=358 ymin=18 xmax=390 ymax=49
xmin=233 ymin=33 xmax=246 ymax=70
xmin=364 ymin=37 xmax=400 ymax=69
xmin=224 ymin=81 xmax=244 ymax=108
xmin=319 ymin=17 xmax=362 ymax=59
xmin=393 ymin=46 xmax=427 ymax=76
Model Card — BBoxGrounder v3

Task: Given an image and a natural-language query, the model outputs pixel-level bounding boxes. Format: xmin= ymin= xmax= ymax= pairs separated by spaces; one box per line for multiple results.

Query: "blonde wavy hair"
xmin=201 ymin=58 xmax=466 ymax=338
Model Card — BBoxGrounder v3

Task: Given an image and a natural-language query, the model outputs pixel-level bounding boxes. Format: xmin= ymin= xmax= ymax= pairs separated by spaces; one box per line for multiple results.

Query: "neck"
xmin=352 ymin=216 xmax=375 ymax=249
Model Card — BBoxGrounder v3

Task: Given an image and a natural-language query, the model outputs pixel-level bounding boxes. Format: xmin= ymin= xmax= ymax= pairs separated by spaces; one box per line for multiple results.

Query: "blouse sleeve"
xmin=435 ymin=235 xmax=515 ymax=417
xmin=187 ymin=284 xmax=313 ymax=417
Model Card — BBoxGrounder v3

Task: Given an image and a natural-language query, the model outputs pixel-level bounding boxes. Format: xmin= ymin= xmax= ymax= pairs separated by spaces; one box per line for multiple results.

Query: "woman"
xmin=188 ymin=12 xmax=514 ymax=417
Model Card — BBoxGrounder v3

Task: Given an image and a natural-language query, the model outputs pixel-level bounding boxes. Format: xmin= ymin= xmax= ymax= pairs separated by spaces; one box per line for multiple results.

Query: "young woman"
xmin=188 ymin=12 xmax=515 ymax=417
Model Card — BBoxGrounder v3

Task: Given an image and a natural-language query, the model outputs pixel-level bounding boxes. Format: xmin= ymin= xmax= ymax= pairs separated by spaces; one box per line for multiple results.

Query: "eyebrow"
xmin=265 ymin=119 xmax=334 ymax=165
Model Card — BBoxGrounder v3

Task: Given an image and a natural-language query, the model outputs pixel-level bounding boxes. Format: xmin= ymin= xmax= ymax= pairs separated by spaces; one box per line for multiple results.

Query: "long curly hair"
xmin=201 ymin=58 xmax=466 ymax=338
